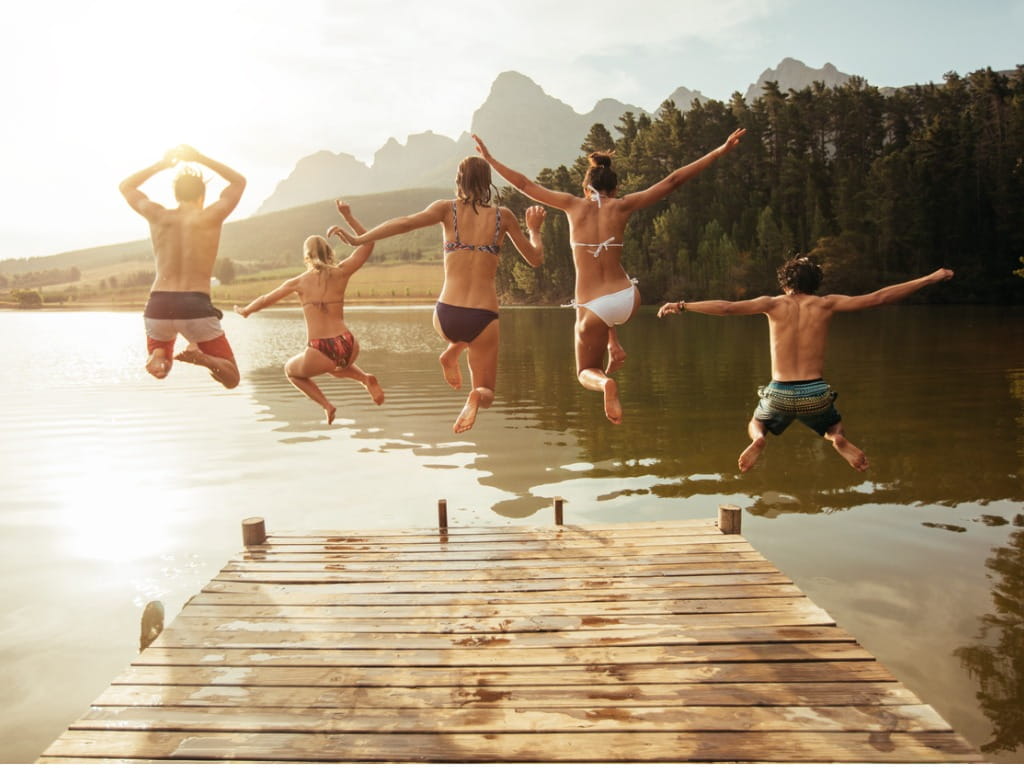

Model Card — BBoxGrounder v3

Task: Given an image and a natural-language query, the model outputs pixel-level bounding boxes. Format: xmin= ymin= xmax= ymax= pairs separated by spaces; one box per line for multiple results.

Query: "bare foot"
xmin=325 ymin=404 xmax=337 ymax=425
xmin=364 ymin=374 xmax=385 ymax=405
xmin=832 ymin=435 xmax=870 ymax=471
xmin=738 ymin=436 xmax=766 ymax=473
xmin=602 ymin=378 xmax=622 ymax=425
xmin=453 ymin=389 xmax=482 ymax=433
xmin=146 ymin=350 xmax=170 ymax=379
xmin=439 ymin=348 xmax=462 ymax=389
xmin=174 ymin=343 xmax=203 ymax=365
xmin=605 ymin=339 xmax=626 ymax=375
xmin=175 ymin=343 xmax=239 ymax=388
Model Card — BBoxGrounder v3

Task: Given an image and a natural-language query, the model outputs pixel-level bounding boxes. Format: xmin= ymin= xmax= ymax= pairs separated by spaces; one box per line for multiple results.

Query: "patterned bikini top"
xmin=444 ymin=201 xmax=502 ymax=255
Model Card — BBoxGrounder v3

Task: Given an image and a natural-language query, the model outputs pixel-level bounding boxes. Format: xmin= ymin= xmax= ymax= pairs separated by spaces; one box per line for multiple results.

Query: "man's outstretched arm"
xmin=828 ymin=268 xmax=954 ymax=312
xmin=658 ymin=295 xmax=776 ymax=318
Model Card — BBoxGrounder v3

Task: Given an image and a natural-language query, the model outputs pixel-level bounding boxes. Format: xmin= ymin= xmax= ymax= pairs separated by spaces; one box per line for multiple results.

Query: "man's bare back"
xmin=764 ymin=293 xmax=836 ymax=381
xmin=147 ymin=206 xmax=228 ymax=293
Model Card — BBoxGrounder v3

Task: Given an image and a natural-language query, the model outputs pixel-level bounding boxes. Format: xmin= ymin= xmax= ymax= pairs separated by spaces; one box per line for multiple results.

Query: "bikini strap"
xmin=450 ymin=200 xmax=460 ymax=246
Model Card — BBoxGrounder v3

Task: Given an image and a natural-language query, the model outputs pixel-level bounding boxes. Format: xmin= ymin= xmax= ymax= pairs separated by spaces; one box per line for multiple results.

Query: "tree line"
xmin=495 ymin=67 xmax=1024 ymax=305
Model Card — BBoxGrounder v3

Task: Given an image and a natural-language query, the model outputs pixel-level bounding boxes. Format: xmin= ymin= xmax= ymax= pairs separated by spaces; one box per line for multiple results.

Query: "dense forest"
xmin=495 ymin=67 xmax=1024 ymax=305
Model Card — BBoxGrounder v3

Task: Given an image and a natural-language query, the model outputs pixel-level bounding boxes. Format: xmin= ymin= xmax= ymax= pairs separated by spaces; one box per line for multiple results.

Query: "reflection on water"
xmin=956 ymin=523 xmax=1024 ymax=754
xmin=0 ymin=305 xmax=1022 ymax=761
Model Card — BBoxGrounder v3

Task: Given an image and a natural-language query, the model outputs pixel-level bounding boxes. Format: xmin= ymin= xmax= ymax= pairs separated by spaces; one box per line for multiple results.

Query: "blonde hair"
xmin=304 ymin=235 xmax=335 ymax=270
xmin=173 ymin=166 xmax=206 ymax=202
xmin=455 ymin=156 xmax=494 ymax=212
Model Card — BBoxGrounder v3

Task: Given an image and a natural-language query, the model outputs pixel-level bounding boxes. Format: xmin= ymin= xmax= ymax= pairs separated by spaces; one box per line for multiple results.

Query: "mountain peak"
xmin=745 ymin=58 xmax=852 ymax=101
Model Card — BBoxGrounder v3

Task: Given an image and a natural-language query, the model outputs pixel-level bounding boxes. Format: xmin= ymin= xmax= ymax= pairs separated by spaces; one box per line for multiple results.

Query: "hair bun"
xmin=588 ymin=151 xmax=613 ymax=168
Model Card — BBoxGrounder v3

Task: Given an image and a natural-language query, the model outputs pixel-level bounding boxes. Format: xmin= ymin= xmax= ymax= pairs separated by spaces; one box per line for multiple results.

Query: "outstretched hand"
xmin=719 ymin=128 xmax=746 ymax=155
xmin=657 ymin=301 xmax=684 ymax=318
xmin=233 ymin=305 xmax=248 ymax=318
xmin=932 ymin=268 xmax=955 ymax=282
xmin=472 ymin=133 xmax=492 ymax=161
xmin=327 ymin=225 xmax=357 ymax=245
xmin=335 ymin=199 xmax=352 ymax=218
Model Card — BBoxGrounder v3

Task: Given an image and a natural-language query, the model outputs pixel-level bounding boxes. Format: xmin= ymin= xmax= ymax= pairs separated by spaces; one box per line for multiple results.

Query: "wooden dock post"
xmin=241 ymin=516 xmax=266 ymax=546
xmin=553 ymin=497 xmax=565 ymax=526
xmin=717 ymin=504 xmax=741 ymax=534
xmin=437 ymin=499 xmax=448 ymax=530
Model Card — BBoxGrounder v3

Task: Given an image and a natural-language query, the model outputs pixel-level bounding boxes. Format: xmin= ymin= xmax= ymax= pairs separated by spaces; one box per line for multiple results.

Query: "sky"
xmin=1 ymin=0 xmax=1021 ymax=263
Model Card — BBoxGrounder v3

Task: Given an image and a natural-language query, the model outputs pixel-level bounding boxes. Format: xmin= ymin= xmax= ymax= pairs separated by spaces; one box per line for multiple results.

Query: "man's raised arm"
xmin=119 ymin=150 xmax=176 ymax=218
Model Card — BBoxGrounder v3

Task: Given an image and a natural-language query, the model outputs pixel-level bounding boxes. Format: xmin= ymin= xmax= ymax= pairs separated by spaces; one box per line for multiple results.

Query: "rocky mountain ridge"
xmin=256 ymin=58 xmax=856 ymax=215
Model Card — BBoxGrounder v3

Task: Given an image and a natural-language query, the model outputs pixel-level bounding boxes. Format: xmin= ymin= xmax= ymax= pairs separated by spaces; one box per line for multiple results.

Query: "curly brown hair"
xmin=776 ymin=255 xmax=823 ymax=294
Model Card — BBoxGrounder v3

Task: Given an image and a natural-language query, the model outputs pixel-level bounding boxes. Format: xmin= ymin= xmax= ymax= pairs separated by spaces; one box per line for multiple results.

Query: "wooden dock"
xmin=40 ymin=508 xmax=979 ymax=763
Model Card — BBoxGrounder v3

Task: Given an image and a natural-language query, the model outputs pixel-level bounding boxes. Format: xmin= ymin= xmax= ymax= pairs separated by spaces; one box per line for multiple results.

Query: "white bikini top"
xmin=570 ymin=185 xmax=624 ymax=257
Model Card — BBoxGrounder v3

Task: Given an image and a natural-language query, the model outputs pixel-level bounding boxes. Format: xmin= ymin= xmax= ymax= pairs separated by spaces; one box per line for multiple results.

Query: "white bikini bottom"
xmin=577 ymin=281 xmax=639 ymax=327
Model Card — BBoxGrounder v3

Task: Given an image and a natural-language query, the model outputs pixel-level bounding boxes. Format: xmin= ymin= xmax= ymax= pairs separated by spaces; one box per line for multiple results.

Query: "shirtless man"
xmin=658 ymin=256 xmax=954 ymax=472
xmin=119 ymin=145 xmax=246 ymax=388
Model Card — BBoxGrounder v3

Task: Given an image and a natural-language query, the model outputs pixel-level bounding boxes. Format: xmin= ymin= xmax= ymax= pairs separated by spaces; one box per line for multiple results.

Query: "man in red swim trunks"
xmin=119 ymin=145 xmax=246 ymax=388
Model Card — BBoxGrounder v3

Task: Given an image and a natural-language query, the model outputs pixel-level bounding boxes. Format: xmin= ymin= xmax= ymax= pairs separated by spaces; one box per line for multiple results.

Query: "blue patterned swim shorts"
xmin=753 ymin=379 xmax=842 ymax=436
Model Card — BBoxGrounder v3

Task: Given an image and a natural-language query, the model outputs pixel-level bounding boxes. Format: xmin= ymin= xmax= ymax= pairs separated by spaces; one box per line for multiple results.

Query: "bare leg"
xmin=432 ymin=310 xmax=466 ymax=389
xmin=825 ymin=421 xmax=870 ymax=471
xmin=146 ymin=348 xmax=171 ymax=380
xmin=738 ymin=418 xmax=768 ymax=473
xmin=175 ymin=344 xmax=240 ymax=389
xmin=605 ymin=327 xmax=626 ymax=375
xmin=439 ymin=343 xmax=466 ymax=389
xmin=285 ymin=349 xmax=338 ymax=423
xmin=454 ymin=320 xmax=498 ymax=433
xmin=330 ymin=363 xmax=385 ymax=405
xmin=576 ymin=309 xmax=621 ymax=424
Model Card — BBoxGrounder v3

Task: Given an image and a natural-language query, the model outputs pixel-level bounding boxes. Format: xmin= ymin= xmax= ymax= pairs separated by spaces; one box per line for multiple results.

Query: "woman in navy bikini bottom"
xmin=474 ymin=129 xmax=746 ymax=424
xmin=329 ymin=157 xmax=546 ymax=433
xmin=235 ymin=201 xmax=385 ymax=424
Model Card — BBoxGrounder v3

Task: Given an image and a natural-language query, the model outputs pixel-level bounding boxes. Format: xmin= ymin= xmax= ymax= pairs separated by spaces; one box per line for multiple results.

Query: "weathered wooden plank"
xmin=208 ymin=571 xmax=795 ymax=590
xmin=113 ymin=659 xmax=895 ymax=689
xmin=39 ymin=730 xmax=979 ymax=762
xmin=261 ymin=518 xmax=720 ymax=541
xmin=94 ymin=681 xmax=922 ymax=710
xmin=163 ymin=605 xmax=834 ymax=637
xmin=72 ymin=703 xmax=950 ymax=734
xmin=230 ymin=547 xmax=763 ymax=567
xmin=219 ymin=560 xmax=779 ymax=581
xmin=250 ymin=532 xmax=748 ymax=554
xmin=150 ymin=620 xmax=849 ymax=651
xmin=145 ymin=623 xmax=854 ymax=652
xmin=130 ymin=640 xmax=873 ymax=670
xmin=193 ymin=580 xmax=806 ymax=605
xmin=237 ymin=544 xmax=761 ymax=561
xmin=178 ymin=595 xmax=817 ymax=620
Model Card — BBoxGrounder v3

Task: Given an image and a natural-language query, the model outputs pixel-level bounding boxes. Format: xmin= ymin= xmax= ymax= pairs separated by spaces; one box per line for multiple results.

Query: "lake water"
xmin=1 ymin=304 xmax=1022 ymax=762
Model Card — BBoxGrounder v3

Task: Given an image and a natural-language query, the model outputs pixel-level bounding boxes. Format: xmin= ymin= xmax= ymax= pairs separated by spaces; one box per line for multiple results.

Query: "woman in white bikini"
xmin=235 ymin=201 xmax=385 ymax=425
xmin=473 ymin=129 xmax=745 ymax=424
xmin=328 ymin=157 xmax=546 ymax=433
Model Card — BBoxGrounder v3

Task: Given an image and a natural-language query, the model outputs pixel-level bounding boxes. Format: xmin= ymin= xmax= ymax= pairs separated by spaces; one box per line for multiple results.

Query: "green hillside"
xmin=0 ymin=188 xmax=451 ymax=305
